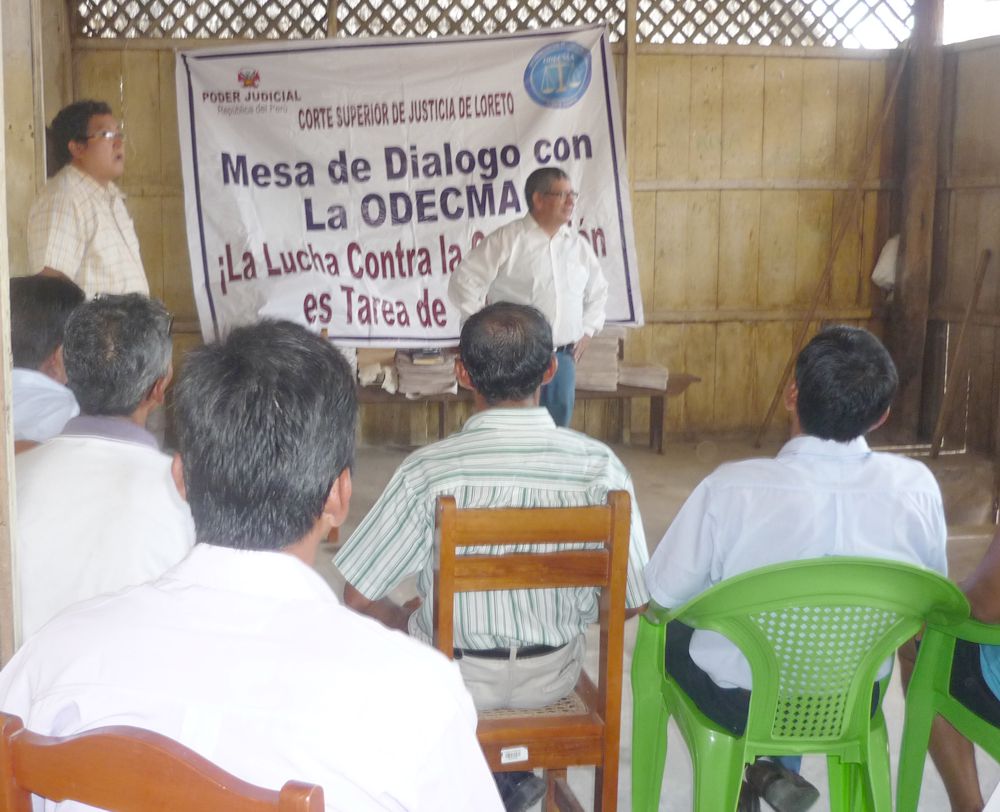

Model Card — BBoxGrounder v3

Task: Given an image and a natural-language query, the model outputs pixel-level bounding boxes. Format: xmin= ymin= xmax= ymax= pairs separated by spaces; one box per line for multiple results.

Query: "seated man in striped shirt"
xmin=336 ymin=302 xmax=650 ymax=812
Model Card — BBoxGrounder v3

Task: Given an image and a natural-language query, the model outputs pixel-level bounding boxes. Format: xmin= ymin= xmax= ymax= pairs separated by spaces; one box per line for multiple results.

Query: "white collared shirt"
xmin=448 ymin=214 xmax=608 ymax=346
xmin=644 ymin=435 xmax=948 ymax=689
xmin=0 ymin=544 xmax=502 ymax=812
xmin=11 ymin=368 xmax=79 ymax=442
xmin=27 ymin=164 xmax=148 ymax=297
xmin=15 ymin=417 xmax=194 ymax=640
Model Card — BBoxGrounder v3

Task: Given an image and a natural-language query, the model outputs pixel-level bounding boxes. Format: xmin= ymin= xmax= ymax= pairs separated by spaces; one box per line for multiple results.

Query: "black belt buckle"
xmin=555 ymin=343 xmax=575 ymax=354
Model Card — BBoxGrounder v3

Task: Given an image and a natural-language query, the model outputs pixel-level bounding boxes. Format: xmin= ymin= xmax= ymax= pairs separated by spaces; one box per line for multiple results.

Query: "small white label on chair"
xmin=500 ymin=746 xmax=529 ymax=764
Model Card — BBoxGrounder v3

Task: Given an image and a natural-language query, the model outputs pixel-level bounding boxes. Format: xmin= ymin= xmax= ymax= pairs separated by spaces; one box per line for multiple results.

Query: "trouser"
xmin=950 ymin=639 xmax=1000 ymax=726
xmin=664 ymin=620 xmax=883 ymax=773
xmin=540 ymin=348 xmax=576 ymax=427
xmin=456 ymin=634 xmax=586 ymax=712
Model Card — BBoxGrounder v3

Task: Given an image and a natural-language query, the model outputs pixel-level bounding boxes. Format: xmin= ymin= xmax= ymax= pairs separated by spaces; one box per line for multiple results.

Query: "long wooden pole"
xmin=752 ymin=44 xmax=910 ymax=448
xmin=929 ymin=249 xmax=992 ymax=458
xmin=0 ymin=0 xmax=17 ymax=664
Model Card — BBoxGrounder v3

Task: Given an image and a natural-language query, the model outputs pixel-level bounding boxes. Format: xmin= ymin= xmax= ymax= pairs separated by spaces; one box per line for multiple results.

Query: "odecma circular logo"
xmin=524 ymin=42 xmax=591 ymax=109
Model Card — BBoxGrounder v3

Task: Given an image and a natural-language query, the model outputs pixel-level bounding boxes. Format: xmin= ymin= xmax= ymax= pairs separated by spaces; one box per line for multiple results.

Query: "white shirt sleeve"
xmin=644 ymin=478 xmax=717 ymax=608
xmin=579 ymin=239 xmax=608 ymax=337
xmin=448 ymin=228 xmax=510 ymax=323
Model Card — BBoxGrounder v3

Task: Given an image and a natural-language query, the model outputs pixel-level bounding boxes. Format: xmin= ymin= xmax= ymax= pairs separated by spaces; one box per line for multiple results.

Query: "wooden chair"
xmin=433 ymin=490 xmax=631 ymax=812
xmin=0 ymin=712 xmax=324 ymax=811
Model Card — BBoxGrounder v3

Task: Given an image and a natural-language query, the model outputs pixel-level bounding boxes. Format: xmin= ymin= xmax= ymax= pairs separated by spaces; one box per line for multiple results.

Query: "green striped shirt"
xmin=335 ymin=408 xmax=650 ymax=649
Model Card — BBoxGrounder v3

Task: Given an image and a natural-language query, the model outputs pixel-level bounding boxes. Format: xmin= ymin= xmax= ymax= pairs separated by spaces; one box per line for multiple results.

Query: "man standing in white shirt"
xmin=10 ymin=274 xmax=84 ymax=447
xmin=0 ymin=319 xmax=502 ymax=812
xmin=27 ymin=100 xmax=148 ymax=297
xmin=644 ymin=326 xmax=948 ymax=812
xmin=448 ymin=167 xmax=608 ymax=426
xmin=15 ymin=294 xmax=193 ymax=640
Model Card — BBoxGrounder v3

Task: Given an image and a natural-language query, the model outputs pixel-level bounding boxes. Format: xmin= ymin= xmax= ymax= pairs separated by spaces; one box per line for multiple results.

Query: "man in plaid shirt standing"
xmin=28 ymin=100 xmax=148 ymax=297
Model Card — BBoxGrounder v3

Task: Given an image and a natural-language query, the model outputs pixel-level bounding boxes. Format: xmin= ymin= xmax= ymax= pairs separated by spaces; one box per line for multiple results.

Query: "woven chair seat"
xmin=480 ymin=690 xmax=588 ymax=720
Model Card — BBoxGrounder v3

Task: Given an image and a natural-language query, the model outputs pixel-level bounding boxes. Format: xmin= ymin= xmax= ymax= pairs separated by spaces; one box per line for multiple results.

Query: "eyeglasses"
xmin=84 ymin=129 xmax=126 ymax=142
xmin=543 ymin=191 xmax=579 ymax=202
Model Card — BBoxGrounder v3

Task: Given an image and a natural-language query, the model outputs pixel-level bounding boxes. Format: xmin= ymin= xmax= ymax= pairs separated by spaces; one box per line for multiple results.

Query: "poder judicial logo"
xmin=237 ymin=67 xmax=260 ymax=88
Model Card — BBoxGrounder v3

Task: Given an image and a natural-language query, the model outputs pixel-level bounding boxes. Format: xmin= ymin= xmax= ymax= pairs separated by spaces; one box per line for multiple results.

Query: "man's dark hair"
xmin=524 ymin=167 xmax=569 ymax=212
xmin=794 ymin=325 xmax=898 ymax=442
xmin=48 ymin=100 xmax=112 ymax=171
xmin=460 ymin=302 xmax=553 ymax=406
xmin=174 ymin=320 xmax=357 ymax=551
xmin=10 ymin=275 xmax=84 ymax=369
xmin=63 ymin=294 xmax=172 ymax=417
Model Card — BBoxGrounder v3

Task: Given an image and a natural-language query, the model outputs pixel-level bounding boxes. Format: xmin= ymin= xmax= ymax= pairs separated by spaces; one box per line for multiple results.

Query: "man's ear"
xmin=869 ymin=407 xmax=891 ymax=433
xmin=783 ymin=379 xmax=798 ymax=414
xmin=67 ymin=139 xmax=87 ymax=161
xmin=455 ymin=358 xmax=474 ymax=391
xmin=541 ymin=355 xmax=557 ymax=385
xmin=39 ymin=345 xmax=68 ymax=385
xmin=150 ymin=364 xmax=174 ymax=406
xmin=171 ymin=453 xmax=188 ymax=502
xmin=324 ymin=468 xmax=352 ymax=527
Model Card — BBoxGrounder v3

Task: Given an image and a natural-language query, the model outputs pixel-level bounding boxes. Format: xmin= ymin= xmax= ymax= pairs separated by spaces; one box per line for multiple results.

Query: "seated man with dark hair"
xmin=0 ymin=319 xmax=501 ymax=811
xmin=10 ymin=274 xmax=85 ymax=446
xmin=336 ymin=302 xmax=650 ymax=812
xmin=15 ymin=293 xmax=193 ymax=639
xmin=645 ymin=325 xmax=948 ymax=812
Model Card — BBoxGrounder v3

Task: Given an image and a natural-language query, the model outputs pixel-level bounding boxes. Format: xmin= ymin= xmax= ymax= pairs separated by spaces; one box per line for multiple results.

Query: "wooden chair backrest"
xmin=433 ymin=489 xmax=631 ymax=738
xmin=0 ymin=713 xmax=324 ymax=812
xmin=433 ymin=490 xmax=631 ymax=655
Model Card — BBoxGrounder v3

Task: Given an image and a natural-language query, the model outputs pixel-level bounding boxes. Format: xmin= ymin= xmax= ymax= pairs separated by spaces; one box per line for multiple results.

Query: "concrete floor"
xmin=317 ymin=437 xmax=1000 ymax=811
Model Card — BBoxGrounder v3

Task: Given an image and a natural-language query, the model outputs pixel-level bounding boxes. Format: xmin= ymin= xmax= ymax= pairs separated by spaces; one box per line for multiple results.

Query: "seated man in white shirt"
xmin=15 ymin=293 xmax=194 ymax=640
xmin=644 ymin=326 xmax=948 ymax=812
xmin=10 ymin=274 xmax=84 ymax=448
xmin=0 ymin=319 xmax=502 ymax=812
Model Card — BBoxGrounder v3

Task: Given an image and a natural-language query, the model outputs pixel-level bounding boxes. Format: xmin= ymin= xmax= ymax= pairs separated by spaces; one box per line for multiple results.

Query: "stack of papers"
xmin=396 ymin=350 xmax=457 ymax=396
xmin=357 ymin=348 xmax=398 ymax=393
xmin=618 ymin=364 xmax=669 ymax=390
xmin=574 ymin=326 xmax=623 ymax=392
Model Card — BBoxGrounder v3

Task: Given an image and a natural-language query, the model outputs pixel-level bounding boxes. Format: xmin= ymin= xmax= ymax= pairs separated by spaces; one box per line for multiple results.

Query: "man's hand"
xmin=573 ymin=335 xmax=591 ymax=363
xmin=343 ymin=583 xmax=420 ymax=633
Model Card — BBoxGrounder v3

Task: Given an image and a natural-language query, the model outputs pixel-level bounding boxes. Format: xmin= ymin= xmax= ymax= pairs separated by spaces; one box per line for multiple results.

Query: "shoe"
xmin=745 ymin=759 xmax=820 ymax=812
xmin=738 ymin=780 xmax=761 ymax=812
xmin=494 ymin=771 xmax=547 ymax=812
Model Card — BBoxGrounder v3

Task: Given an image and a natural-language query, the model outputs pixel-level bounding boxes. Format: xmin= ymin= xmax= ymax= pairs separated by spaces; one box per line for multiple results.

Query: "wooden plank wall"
xmin=70 ymin=39 xmax=897 ymax=444
xmin=925 ymin=36 xmax=1000 ymax=455
xmin=626 ymin=45 xmax=895 ymax=439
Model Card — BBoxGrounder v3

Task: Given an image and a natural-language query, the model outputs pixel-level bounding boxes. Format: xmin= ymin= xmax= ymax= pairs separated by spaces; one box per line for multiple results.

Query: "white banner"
xmin=176 ymin=25 xmax=642 ymax=345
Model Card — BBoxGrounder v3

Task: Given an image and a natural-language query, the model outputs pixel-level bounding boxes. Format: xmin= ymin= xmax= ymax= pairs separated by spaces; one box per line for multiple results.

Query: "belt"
xmin=554 ymin=343 xmax=575 ymax=354
xmin=453 ymin=643 xmax=565 ymax=660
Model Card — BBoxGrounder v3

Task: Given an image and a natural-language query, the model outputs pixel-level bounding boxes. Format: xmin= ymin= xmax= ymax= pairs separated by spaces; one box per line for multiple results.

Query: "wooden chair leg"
xmin=545 ymin=769 xmax=567 ymax=811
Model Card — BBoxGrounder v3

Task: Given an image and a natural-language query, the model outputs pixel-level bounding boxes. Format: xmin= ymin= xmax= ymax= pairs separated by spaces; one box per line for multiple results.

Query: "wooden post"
xmin=0 ymin=0 xmax=18 ymax=664
xmin=885 ymin=0 xmax=945 ymax=440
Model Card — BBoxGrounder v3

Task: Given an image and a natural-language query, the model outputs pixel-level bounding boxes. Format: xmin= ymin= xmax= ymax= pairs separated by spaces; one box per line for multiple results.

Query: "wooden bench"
xmin=356 ymin=372 xmax=700 ymax=453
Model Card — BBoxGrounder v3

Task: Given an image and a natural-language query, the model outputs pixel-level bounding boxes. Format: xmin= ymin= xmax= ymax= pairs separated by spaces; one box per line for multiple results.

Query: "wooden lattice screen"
xmin=636 ymin=0 xmax=913 ymax=47
xmin=74 ymin=0 xmax=912 ymax=46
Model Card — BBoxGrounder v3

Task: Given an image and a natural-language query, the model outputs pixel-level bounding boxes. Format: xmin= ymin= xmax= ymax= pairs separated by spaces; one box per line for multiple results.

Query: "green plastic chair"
xmin=896 ymin=617 xmax=1000 ymax=812
xmin=630 ymin=557 xmax=969 ymax=812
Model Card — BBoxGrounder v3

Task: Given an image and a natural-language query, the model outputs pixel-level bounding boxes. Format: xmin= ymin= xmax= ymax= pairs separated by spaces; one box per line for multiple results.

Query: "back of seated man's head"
xmin=63 ymin=293 xmax=172 ymax=417
xmin=794 ymin=325 xmax=898 ymax=442
xmin=10 ymin=275 xmax=84 ymax=378
xmin=173 ymin=319 xmax=357 ymax=552
xmin=459 ymin=302 xmax=553 ymax=405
